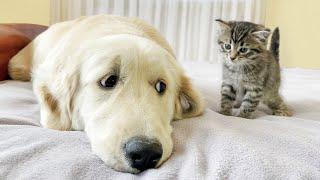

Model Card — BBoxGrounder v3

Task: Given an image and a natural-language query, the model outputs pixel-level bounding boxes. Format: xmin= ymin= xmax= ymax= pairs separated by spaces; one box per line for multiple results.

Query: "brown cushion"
xmin=0 ymin=24 xmax=47 ymax=80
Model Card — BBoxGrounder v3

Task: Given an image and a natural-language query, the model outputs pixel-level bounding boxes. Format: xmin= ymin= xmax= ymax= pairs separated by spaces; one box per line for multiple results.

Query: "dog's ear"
xmin=174 ymin=75 xmax=204 ymax=120
xmin=38 ymin=71 xmax=79 ymax=131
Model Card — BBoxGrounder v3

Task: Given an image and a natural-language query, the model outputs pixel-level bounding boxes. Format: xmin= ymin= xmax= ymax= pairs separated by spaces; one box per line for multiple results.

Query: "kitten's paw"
xmin=219 ymin=109 xmax=232 ymax=116
xmin=234 ymin=108 xmax=255 ymax=119
xmin=233 ymin=101 xmax=241 ymax=108
xmin=272 ymin=104 xmax=293 ymax=117
xmin=235 ymin=112 xmax=254 ymax=119
xmin=273 ymin=108 xmax=293 ymax=117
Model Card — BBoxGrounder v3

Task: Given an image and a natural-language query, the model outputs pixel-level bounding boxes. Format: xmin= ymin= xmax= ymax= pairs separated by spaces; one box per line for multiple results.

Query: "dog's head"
xmin=54 ymin=34 xmax=203 ymax=173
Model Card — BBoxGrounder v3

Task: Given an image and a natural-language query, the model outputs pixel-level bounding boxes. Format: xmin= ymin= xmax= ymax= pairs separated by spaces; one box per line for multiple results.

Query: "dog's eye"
xmin=100 ymin=75 xmax=118 ymax=88
xmin=155 ymin=81 xmax=166 ymax=94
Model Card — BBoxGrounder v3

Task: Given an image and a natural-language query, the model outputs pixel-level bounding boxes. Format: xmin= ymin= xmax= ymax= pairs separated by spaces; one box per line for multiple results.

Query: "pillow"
xmin=0 ymin=24 xmax=47 ymax=80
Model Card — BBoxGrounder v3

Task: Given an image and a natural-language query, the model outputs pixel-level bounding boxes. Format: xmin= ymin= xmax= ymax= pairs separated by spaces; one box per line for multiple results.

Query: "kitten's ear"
xmin=215 ymin=19 xmax=231 ymax=31
xmin=252 ymin=29 xmax=271 ymax=43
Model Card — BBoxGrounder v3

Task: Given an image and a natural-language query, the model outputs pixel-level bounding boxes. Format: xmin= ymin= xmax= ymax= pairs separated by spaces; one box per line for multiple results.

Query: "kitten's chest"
xmin=223 ymin=68 xmax=252 ymax=82
xmin=223 ymin=65 xmax=262 ymax=86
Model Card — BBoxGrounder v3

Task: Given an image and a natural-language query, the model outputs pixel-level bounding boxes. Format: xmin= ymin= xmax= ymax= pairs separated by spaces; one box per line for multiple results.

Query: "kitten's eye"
xmin=155 ymin=80 xmax=166 ymax=94
xmin=239 ymin=47 xmax=249 ymax=53
xmin=100 ymin=75 xmax=118 ymax=88
xmin=224 ymin=43 xmax=231 ymax=50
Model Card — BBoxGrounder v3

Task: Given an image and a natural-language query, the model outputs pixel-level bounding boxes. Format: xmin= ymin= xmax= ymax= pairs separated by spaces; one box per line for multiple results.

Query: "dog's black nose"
xmin=124 ymin=136 xmax=163 ymax=171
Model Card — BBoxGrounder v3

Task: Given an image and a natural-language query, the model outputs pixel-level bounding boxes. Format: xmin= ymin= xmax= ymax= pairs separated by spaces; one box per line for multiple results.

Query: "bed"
xmin=1 ymin=62 xmax=320 ymax=179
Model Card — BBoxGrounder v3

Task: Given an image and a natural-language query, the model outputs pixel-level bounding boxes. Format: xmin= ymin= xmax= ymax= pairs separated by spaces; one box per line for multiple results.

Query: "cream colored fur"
xmin=8 ymin=15 xmax=204 ymax=173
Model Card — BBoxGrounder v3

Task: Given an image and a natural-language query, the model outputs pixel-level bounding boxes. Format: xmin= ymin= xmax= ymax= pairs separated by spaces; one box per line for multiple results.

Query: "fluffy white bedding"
xmin=1 ymin=62 xmax=320 ymax=179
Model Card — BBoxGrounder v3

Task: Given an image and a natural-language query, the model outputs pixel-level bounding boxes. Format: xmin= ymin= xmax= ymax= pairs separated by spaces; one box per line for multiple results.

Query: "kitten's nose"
xmin=230 ymin=51 xmax=237 ymax=61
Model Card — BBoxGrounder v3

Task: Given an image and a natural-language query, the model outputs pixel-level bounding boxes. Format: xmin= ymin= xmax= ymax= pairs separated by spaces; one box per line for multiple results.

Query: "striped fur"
xmin=270 ymin=27 xmax=280 ymax=62
xmin=216 ymin=20 xmax=292 ymax=118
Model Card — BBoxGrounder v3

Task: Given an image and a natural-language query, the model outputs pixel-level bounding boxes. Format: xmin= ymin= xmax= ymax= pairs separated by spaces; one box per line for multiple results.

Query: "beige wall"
xmin=0 ymin=0 xmax=50 ymax=25
xmin=0 ymin=0 xmax=319 ymax=69
xmin=266 ymin=0 xmax=320 ymax=69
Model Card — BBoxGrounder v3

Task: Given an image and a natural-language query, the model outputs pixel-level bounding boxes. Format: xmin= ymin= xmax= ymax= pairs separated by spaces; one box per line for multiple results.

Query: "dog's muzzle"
xmin=124 ymin=136 xmax=163 ymax=172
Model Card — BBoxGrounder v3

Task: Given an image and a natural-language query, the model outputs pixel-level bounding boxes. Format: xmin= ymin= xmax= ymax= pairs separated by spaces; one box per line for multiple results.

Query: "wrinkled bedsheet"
xmin=1 ymin=62 xmax=320 ymax=179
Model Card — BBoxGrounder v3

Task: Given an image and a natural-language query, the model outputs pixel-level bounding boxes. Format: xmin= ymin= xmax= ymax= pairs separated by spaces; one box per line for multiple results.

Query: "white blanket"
xmin=0 ymin=62 xmax=320 ymax=179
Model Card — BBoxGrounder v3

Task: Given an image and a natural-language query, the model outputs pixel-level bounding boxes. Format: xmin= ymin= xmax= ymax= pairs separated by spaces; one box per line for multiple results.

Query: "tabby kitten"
xmin=216 ymin=19 xmax=292 ymax=118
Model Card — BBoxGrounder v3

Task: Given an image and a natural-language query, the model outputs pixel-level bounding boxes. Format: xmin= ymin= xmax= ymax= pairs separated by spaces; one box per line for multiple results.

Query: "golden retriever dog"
xmin=8 ymin=15 xmax=204 ymax=173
